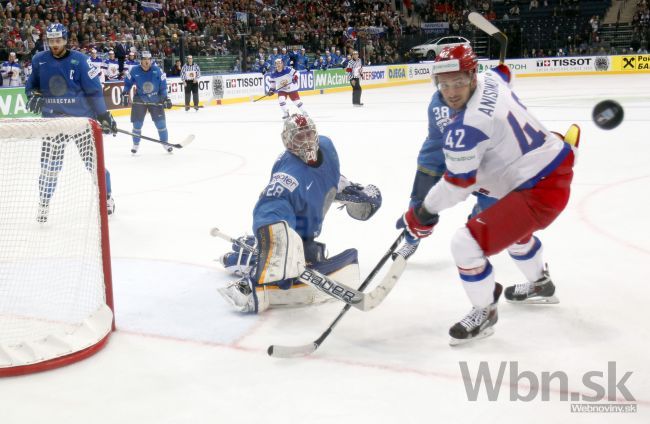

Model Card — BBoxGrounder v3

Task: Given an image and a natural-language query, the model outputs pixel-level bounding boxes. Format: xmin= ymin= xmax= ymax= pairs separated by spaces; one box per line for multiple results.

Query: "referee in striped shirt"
xmin=345 ymin=51 xmax=363 ymax=106
xmin=181 ymin=55 xmax=201 ymax=111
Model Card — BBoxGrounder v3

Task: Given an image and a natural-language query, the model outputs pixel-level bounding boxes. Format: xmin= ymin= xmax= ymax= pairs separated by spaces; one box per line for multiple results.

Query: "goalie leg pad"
xmin=267 ymin=248 xmax=360 ymax=308
xmin=254 ymin=221 xmax=305 ymax=285
xmin=217 ymin=276 xmax=269 ymax=313
xmin=335 ymin=183 xmax=382 ymax=221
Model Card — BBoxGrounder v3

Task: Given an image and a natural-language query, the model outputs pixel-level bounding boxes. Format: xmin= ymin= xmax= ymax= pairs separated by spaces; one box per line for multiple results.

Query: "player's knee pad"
xmin=508 ymin=235 xmax=541 ymax=260
xmin=451 ymin=226 xmax=486 ymax=270
xmin=154 ymin=120 xmax=167 ymax=131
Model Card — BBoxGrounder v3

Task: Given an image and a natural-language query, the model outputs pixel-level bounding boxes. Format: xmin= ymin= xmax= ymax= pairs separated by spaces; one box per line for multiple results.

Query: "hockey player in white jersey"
xmin=103 ymin=50 xmax=120 ymax=81
xmin=397 ymin=45 xmax=580 ymax=345
xmin=267 ymin=58 xmax=308 ymax=119
xmin=88 ymin=48 xmax=105 ymax=83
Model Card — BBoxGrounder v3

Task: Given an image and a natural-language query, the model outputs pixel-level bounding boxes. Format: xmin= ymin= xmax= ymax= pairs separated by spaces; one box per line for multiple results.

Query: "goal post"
xmin=0 ymin=117 xmax=114 ymax=377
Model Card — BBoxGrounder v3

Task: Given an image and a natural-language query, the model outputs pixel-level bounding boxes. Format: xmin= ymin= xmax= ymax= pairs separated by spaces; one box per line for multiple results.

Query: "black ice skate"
xmin=449 ymin=283 xmax=502 ymax=346
xmin=504 ymin=266 xmax=559 ymax=304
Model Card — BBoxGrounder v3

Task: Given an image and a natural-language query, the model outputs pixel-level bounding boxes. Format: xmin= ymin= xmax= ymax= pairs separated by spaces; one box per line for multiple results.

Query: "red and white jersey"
xmin=424 ymin=69 xmax=571 ymax=213
xmin=269 ymin=67 xmax=299 ymax=93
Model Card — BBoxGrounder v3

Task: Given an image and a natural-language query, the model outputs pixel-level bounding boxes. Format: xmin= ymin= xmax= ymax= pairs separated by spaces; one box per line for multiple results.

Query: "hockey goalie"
xmin=217 ymin=114 xmax=382 ymax=313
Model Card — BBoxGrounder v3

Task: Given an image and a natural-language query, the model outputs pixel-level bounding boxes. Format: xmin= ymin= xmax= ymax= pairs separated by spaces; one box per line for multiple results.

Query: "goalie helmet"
xmin=431 ymin=44 xmax=477 ymax=75
xmin=282 ymin=114 xmax=319 ymax=164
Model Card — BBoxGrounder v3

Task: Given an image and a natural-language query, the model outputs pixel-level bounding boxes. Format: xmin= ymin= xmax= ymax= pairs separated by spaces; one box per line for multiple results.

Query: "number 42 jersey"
xmin=425 ymin=69 xmax=571 ymax=213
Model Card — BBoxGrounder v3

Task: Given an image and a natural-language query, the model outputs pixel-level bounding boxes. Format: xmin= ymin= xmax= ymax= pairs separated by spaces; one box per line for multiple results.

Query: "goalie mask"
xmin=282 ymin=114 xmax=319 ymax=164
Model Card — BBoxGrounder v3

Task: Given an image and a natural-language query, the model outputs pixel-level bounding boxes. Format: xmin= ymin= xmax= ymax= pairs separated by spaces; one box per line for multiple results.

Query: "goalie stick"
xmin=210 ymin=227 xmax=407 ymax=312
xmin=267 ymin=231 xmax=406 ymax=358
xmin=116 ymin=128 xmax=194 ymax=149
xmin=468 ymin=12 xmax=508 ymax=64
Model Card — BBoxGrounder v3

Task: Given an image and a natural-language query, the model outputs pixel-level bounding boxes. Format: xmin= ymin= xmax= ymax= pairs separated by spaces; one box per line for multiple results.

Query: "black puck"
xmin=592 ymin=100 xmax=624 ymax=130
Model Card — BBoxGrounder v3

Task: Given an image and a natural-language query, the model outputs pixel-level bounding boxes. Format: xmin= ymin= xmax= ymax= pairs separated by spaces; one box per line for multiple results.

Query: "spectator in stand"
xmin=169 ymin=59 xmax=182 ymax=77
xmin=1 ymin=52 xmax=22 ymax=87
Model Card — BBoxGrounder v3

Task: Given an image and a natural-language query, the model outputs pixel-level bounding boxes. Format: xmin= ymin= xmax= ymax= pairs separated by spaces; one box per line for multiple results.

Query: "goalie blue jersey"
xmin=25 ymin=50 xmax=107 ymax=118
xmin=253 ymin=136 xmax=341 ymax=239
xmin=123 ymin=64 xmax=168 ymax=104
xmin=417 ymin=91 xmax=459 ymax=177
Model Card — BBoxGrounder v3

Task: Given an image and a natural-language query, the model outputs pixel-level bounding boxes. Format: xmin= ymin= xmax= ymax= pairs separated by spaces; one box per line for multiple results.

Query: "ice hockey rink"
xmin=2 ymin=73 xmax=649 ymax=423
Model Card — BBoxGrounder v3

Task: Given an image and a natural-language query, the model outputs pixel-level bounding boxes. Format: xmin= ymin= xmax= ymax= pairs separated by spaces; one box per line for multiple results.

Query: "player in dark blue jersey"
xmin=121 ymin=51 xmax=172 ymax=154
xmin=25 ymin=23 xmax=118 ymax=222
xmin=217 ymin=114 xmax=383 ymax=313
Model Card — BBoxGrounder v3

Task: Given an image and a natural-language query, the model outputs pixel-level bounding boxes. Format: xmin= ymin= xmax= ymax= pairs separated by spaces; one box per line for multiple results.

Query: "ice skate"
xmin=217 ymin=277 xmax=256 ymax=313
xmin=106 ymin=195 xmax=115 ymax=216
xmin=504 ymin=265 xmax=558 ymax=304
xmin=36 ymin=201 xmax=50 ymax=223
xmin=391 ymin=238 xmax=419 ymax=260
xmin=130 ymin=143 xmax=139 ymax=154
xmin=449 ymin=283 xmax=502 ymax=346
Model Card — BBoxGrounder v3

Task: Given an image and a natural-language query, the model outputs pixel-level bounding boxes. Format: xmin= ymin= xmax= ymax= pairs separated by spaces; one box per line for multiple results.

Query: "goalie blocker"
xmin=218 ymin=222 xmax=361 ymax=313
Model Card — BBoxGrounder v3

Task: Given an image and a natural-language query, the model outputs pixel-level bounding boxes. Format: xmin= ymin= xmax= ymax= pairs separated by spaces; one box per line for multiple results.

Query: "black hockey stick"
xmin=268 ymin=231 xmax=406 ymax=358
xmin=253 ymin=80 xmax=290 ymax=102
xmin=210 ymin=228 xmax=407 ymax=312
xmin=468 ymin=12 xmax=508 ymax=64
xmin=131 ymin=101 xmax=204 ymax=109
xmin=116 ymin=128 xmax=194 ymax=149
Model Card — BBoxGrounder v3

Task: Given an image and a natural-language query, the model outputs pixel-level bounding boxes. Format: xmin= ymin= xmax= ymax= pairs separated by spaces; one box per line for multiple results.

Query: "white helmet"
xmin=282 ymin=114 xmax=319 ymax=164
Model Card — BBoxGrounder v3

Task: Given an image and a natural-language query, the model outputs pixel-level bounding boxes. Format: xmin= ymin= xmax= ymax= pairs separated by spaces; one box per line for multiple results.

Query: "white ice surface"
xmin=1 ymin=74 xmax=649 ymax=423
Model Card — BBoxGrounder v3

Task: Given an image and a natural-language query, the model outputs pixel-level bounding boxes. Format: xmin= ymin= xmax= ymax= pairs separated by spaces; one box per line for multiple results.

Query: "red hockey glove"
xmin=396 ymin=205 xmax=439 ymax=239
xmin=346 ymin=67 xmax=352 ymax=73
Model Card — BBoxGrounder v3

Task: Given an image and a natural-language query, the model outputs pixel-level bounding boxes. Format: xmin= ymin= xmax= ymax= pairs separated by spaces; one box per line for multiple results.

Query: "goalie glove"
xmin=335 ymin=178 xmax=382 ymax=221
xmin=27 ymin=91 xmax=44 ymax=114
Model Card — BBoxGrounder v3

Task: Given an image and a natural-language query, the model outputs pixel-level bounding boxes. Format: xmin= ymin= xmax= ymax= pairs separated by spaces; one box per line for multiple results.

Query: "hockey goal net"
xmin=0 ymin=118 xmax=114 ymax=377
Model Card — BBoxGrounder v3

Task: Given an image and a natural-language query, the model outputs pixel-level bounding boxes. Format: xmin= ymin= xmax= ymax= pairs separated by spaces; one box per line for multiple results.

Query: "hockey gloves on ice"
xmin=27 ymin=92 xmax=44 ymax=114
xmin=97 ymin=112 xmax=118 ymax=136
xmin=397 ymin=203 xmax=439 ymax=239
xmin=121 ymin=92 xmax=130 ymax=107
xmin=163 ymin=97 xmax=173 ymax=109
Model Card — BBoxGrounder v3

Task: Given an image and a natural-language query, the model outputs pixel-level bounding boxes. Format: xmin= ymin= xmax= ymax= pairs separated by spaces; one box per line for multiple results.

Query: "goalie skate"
xmin=504 ymin=266 xmax=559 ymax=304
xmin=449 ymin=283 xmax=502 ymax=346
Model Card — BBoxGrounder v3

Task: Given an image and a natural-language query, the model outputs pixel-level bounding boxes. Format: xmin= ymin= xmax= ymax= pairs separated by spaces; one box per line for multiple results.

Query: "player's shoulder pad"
xmin=443 ymin=111 xmax=489 ymax=152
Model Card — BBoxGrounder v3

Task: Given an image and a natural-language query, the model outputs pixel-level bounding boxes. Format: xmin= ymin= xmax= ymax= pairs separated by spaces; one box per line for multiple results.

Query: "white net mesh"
xmin=0 ymin=118 xmax=112 ymax=372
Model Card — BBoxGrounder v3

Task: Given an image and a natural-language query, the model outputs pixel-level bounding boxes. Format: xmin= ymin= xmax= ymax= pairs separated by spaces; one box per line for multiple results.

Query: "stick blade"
xmin=179 ymin=134 xmax=195 ymax=148
xmin=468 ymin=12 xmax=500 ymax=35
xmin=267 ymin=343 xmax=318 ymax=358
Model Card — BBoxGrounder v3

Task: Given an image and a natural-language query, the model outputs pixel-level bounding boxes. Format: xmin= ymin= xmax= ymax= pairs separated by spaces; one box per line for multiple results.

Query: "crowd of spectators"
xmin=631 ymin=0 xmax=650 ymax=52
xmin=1 ymin=0 xmax=648 ymax=86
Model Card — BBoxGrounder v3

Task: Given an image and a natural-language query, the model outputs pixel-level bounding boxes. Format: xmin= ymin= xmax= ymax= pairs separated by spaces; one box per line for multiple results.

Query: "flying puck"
xmin=592 ymin=100 xmax=623 ymax=130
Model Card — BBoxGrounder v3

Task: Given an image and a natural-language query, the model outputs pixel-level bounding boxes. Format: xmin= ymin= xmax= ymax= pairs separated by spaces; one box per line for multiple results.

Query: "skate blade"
xmin=449 ymin=327 xmax=495 ymax=346
xmin=507 ymin=295 xmax=559 ymax=305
